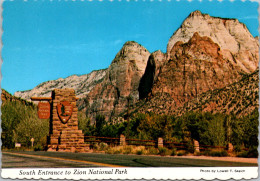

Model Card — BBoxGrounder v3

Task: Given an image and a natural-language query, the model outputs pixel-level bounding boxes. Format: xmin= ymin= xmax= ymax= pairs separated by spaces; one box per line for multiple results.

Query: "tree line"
xmin=2 ymin=98 xmax=258 ymax=157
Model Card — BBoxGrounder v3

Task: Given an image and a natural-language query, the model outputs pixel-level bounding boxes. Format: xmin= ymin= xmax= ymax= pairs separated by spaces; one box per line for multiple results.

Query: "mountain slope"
xmin=134 ymin=69 xmax=258 ymax=117
xmin=14 ymin=69 xmax=107 ymax=101
xmin=178 ymin=69 xmax=259 ymax=116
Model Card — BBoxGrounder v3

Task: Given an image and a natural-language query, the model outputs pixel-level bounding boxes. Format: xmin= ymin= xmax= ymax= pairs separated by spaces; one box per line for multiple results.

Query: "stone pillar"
xmin=227 ymin=143 xmax=233 ymax=152
xmin=193 ymin=140 xmax=200 ymax=153
xmin=47 ymin=88 xmax=89 ymax=152
xmin=120 ymin=134 xmax=126 ymax=146
xmin=158 ymin=137 xmax=163 ymax=148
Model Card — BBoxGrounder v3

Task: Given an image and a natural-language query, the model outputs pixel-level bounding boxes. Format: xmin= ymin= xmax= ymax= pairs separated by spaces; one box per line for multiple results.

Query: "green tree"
xmin=242 ymin=109 xmax=258 ymax=148
xmin=1 ymin=100 xmax=49 ymax=148
xmin=78 ymin=111 xmax=94 ymax=136
xmin=95 ymin=114 xmax=106 ymax=136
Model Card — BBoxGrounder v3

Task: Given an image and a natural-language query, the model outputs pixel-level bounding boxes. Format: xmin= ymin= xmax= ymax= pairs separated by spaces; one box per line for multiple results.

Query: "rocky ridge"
xmin=14 ymin=69 xmax=107 ymax=101
xmin=2 ymin=89 xmax=34 ymax=107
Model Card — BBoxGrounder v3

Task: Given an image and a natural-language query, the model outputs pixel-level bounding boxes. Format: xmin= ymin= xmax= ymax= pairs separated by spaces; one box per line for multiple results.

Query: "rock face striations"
xmin=14 ymin=11 xmax=259 ymax=121
xmin=83 ymin=41 xmax=150 ymax=122
xmin=149 ymin=32 xmax=241 ymax=109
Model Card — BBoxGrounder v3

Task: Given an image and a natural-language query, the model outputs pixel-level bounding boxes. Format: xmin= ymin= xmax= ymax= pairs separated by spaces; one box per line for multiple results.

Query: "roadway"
xmin=2 ymin=151 xmax=257 ymax=168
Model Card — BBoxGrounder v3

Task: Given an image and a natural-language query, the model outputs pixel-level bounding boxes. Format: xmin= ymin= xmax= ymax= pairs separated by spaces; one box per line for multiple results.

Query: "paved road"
xmin=2 ymin=151 xmax=257 ymax=168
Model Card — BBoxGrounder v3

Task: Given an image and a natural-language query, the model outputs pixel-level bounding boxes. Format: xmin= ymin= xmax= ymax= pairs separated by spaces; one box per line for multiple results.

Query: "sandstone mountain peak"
xmin=148 ymin=32 xmax=242 ymax=111
xmin=82 ymin=40 xmax=150 ymax=121
xmin=188 ymin=10 xmax=203 ymax=17
xmin=167 ymin=11 xmax=259 ymax=73
xmin=112 ymin=41 xmax=149 ymax=65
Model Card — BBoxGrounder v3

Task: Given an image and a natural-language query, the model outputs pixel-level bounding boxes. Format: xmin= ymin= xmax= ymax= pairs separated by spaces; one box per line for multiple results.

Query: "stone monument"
xmin=32 ymin=88 xmax=89 ymax=152
xmin=47 ymin=89 xmax=89 ymax=152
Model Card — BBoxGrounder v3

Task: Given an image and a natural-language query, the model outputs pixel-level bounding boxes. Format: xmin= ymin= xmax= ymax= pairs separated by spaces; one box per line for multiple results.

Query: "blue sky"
xmin=2 ymin=0 xmax=259 ymax=94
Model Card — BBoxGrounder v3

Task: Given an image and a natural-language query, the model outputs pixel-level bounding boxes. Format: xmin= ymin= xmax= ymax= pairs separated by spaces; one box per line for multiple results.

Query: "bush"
xmin=92 ymin=143 xmax=99 ymax=150
xmin=194 ymin=151 xmax=203 ymax=156
xmin=122 ymin=146 xmax=133 ymax=154
xmin=204 ymin=150 xmax=228 ymax=157
xmin=136 ymin=150 xmax=143 ymax=155
xmin=105 ymin=146 xmax=123 ymax=154
xmin=135 ymin=146 xmax=145 ymax=155
xmin=247 ymin=147 xmax=258 ymax=158
xmin=147 ymin=147 xmax=158 ymax=155
xmin=170 ymin=148 xmax=177 ymax=156
xmin=177 ymin=150 xmax=187 ymax=156
xmin=237 ymin=151 xmax=249 ymax=158
xmin=99 ymin=142 xmax=108 ymax=151
xmin=158 ymin=147 xmax=168 ymax=156
xmin=238 ymin=147 xmax=258 ymax=158
xmin=33 ymin=144 xmax=43 ymax=151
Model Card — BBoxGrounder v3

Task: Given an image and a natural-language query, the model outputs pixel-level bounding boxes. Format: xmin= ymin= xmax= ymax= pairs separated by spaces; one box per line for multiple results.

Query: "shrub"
xmin=33 ymin=144 xmax=43 ymax=151
xmin=237 ymin=151 xmax=248 ymax=158
xmin=136 ymin=150 xmax=143 ymax=155
xmin=177 ymin=150 xmax=187 ymax=156
xmin=114 ymin=150 xmax=122 ymax=154
xmin=122 ymin=146 xmax=133 ymax=155
xmin=170 ymin=148 xmax=177 ymax=156
xmin=147 ymin=147 xmax=159 ymax=155
xmin=238 ymin=147 xmax=258 ymax=158
xmin=105 ymin=146 xmax=123 ymax=154
xmin=204 ymin=150 xmax=228 ymax=157
xmin=247 ymin=147 xmax=258 ymax=158
xmin=194 ymin=151 xmax=203 ymax=156
xmin=92 ymin=143 xmax=99 ymax=150
xmin=202 ymin=150 xmax=211 ymax=156
xmin=99 ymin=142 xmax=108 ymax=151
xmin=158 ymin=147 xmax=168 ymax=156
xmin=134 ymin=146 xmax=145 ymax=155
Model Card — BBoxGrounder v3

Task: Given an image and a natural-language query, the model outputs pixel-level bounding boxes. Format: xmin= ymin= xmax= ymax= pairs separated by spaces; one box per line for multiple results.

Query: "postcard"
xmin=1 ymin=0 xmax=259 ymax=180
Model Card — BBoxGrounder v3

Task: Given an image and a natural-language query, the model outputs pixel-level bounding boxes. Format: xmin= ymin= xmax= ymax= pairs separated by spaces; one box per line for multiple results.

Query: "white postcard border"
xmin=1 ymin=167 xmax=258 ymax=180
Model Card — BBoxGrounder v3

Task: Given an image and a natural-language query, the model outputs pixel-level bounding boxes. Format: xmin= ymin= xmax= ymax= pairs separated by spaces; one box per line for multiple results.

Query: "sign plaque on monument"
xmin=57 ymin=101 xmax=73 ymax=124
xmin=37 ymin=102 xmax=50 ymax=119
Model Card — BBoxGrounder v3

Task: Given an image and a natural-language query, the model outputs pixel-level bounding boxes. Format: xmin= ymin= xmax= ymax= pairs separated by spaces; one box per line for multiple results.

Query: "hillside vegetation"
xmin=1 ymin=90 xmax=49 ymax=149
